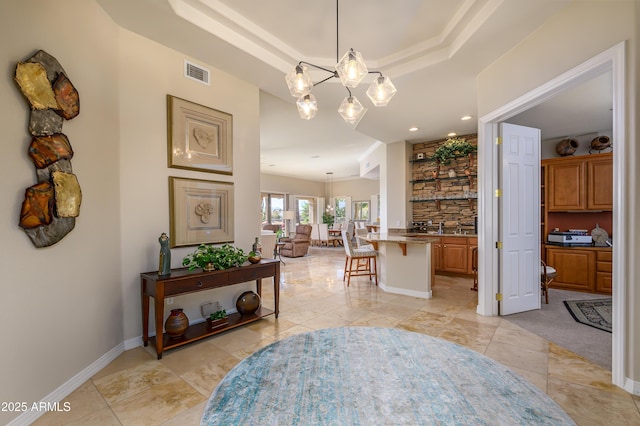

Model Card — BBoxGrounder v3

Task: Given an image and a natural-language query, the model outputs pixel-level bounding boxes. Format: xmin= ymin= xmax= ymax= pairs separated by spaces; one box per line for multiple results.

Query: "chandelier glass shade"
xmin=284 ymin=0 xmax=397 ymax=126
xmin=296 ymin=93 xmax=318 ymax=120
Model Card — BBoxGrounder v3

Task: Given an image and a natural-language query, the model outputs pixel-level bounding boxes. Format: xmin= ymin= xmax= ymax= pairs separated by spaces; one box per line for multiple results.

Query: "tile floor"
xmin=34 ymin=246 xmax=640 ymax=425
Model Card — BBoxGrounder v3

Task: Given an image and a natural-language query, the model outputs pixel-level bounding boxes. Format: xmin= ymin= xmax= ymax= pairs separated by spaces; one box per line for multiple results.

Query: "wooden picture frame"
xmin=169 ymin=176 xmax=234 ymax=247
xmin=167 ymin=95 xmax=233 ymax=175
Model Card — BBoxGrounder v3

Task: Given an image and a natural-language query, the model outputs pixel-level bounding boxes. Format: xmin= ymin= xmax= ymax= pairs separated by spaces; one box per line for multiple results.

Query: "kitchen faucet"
xmin=438 ymin=222 xmax=443 ymax=234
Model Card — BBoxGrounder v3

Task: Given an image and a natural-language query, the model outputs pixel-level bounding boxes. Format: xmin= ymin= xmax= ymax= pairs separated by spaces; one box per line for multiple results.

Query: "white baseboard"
xmin=624 ymin=377 xmax=640 ymax=396
xmin=7 ymin=343 xmax=125 ymax=426
xmin=379 ymin=282 xmax=432 ymax=299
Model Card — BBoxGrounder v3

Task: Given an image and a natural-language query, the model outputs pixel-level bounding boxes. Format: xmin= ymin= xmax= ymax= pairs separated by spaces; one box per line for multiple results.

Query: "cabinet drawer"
xmin=164 ymin=273 xmax=230 ymax=296
xmin=596 ymin=261 xmax=612 ymax=273
xmin=597 ymin=251 xmax=612 ymax=262
xmin=596 ymin=272 xmax=612 ymax=294
xmin=229 ymin=266 xmax=275 ymax=282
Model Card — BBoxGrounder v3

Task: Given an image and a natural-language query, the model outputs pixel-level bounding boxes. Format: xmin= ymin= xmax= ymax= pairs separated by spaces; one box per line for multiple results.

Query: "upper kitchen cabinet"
xmin=544 ymin=153 xmax=612 ymax=212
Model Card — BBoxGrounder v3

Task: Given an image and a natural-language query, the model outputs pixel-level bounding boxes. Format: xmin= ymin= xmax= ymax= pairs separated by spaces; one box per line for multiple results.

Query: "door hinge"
xmin=496 ymin=293 xmax=503 ymax=301
xmin=495 ymin=189 xmax=502 ymax=197
xmin=495 ymin=241 xmax=503 ymax=249
xmin=496 ymin=137 xmax=502 ymax=145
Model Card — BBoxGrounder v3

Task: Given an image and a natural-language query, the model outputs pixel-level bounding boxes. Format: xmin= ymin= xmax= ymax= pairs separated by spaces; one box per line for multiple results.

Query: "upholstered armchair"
xmin=280 ymin=224 xmax=312 ymax=257
xmin=262 ymin=224 xmax=282 ymax=233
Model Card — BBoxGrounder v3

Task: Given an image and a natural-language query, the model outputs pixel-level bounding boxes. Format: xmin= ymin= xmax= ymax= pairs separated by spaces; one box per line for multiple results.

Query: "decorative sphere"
xmin=236 ymin=291 xmax=261 ymax=315
xmin=248 ymin=255 xmax=261 ymax=264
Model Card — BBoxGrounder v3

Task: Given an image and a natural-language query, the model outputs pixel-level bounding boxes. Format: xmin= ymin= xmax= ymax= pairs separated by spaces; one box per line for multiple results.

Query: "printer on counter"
xmin=547 ymin=229 xmax=592 ymax=246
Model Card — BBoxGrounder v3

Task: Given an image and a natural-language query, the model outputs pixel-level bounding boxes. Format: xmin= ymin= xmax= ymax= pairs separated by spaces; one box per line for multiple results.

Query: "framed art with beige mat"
xmin=169 ymin=177 xmax=234 ymax=247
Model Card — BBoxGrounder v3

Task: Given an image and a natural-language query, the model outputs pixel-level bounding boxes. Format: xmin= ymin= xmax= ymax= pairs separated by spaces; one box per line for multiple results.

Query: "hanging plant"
xmin=433 ymin=137 xmax=476 ymax=165
xmin=182 ymin=243 xmax=249 ymax=271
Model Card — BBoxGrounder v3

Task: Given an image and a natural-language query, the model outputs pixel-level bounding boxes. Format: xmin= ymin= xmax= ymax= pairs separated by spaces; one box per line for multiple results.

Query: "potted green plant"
xmin=182 ymin=243 xmax=249 ymax=271
xmin=433 ymin=137 xmax=476 ymax=165
xmin=247 ymin=250 xmax=262 ymax=264
xmin=206 ymin=308 xmax=228 ymax=329
xmin=275 ymin=229 xmax=284 ymax=241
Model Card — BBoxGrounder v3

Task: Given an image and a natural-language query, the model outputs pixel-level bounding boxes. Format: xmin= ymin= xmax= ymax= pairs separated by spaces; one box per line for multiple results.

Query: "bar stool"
xmin=341 ymin=230 xmax=377 ymax=286
xmin=540 ymin=260 xmax=556 ymax=304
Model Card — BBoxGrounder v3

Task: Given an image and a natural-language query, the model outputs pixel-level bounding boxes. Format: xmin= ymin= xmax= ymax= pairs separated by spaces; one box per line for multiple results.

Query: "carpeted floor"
xmin=201 ymin=327 xmax=575 ymax=425
xmin=504 ymin=289 xmax=612 ymax=370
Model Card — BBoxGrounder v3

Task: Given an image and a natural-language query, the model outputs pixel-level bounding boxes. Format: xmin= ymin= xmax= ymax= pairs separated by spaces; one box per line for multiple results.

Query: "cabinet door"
xmin=431 ymin=238 xmax=442 ymax=271
xmin=441 ymin=239 xmax=468 ymax=273
xmin=546 ymin=247 xmax=595 ymax=292
xmin=587 ymin=156 xmax=613 ymax=210
xmin=467 ymin=237 xmax=478 ymax=275
xmin=595 ymin=272 xmax=612 ymax=294
xmin=547 ymin=159 xmax=586 ymax=211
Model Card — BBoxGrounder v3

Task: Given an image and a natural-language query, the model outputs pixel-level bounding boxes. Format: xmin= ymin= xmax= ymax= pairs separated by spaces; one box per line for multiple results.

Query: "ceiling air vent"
xmin=184 ymin=60 xmax=210 ymax=86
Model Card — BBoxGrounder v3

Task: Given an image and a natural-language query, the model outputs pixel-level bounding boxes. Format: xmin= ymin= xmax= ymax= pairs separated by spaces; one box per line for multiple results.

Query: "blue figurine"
xmin=159 ymin=233 xmax=171 ymax=275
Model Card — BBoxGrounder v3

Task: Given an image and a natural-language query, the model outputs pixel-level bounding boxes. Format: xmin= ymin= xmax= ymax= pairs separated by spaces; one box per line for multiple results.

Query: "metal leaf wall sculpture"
xmin=15 ymin=50 xmax=81 ymax=247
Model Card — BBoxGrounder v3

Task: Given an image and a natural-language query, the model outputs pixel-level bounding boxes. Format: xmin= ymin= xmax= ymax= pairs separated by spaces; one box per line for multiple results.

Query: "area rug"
xmin=201 ymin=327 xmax=574 ymax=425
xmin=564 ymin=298 xmax=612 ymax=333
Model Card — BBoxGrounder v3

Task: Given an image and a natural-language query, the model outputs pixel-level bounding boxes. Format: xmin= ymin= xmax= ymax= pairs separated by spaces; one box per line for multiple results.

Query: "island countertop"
xmin=366 ymin=233 xmax=440 ymax=244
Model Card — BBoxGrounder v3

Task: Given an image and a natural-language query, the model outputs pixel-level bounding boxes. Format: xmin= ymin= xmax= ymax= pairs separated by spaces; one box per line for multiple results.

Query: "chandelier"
xmin=325 ymin=172 xmax=334 ymax=213
xmin=284 ymin=0 xmax=397 ymax=126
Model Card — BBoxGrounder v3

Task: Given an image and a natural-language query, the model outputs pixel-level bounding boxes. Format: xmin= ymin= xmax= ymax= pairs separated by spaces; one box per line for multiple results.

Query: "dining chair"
xmin=540 ymin=260 xmax=557 ymax=304
xmin=310 ymin=223 xmax=320 ymax=246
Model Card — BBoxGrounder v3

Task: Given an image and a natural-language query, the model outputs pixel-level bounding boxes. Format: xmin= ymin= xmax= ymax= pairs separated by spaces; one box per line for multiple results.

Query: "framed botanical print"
xmin=167 ymin=95 xmax=233 ymax=175
xmin=169 ymin=176 xmax=234 ymax=247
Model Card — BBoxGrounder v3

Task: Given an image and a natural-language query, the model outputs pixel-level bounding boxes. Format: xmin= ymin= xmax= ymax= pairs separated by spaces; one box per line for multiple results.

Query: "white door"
xmin=500 ymin=123 xmax=541 ymax=315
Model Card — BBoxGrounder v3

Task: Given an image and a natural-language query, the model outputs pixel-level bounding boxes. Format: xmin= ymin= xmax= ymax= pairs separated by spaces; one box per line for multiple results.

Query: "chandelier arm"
xmin=314 ymin=74 xmax=338 ymax=87
xmin=345 ymin=87 xmax=352 ymax=97
xmin=298 ymin=61 xmax=335 ymax=75
xmin=369 ymin=71 xmax=384 ymax=77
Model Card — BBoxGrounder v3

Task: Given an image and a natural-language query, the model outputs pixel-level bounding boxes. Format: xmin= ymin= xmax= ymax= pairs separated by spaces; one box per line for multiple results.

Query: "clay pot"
xmin=556 ymin=138 xmax=578 ymax=156
xmin=165 ymin=308 xmax=189 ymax=339
xmin=590 ymin=136 xmax=611 ymax=151
xmin=236 ymin=291 xmax=261 ymax=315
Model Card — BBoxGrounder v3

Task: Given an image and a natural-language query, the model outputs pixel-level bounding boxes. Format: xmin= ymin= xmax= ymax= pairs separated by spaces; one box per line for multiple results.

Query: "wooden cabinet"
xmin=545 ymin=246 xmax=611 ymax=294
xmin=431 ymin=236 xmax=474 ymax=274
xmin=431 ymin=237 xmax=442 ymax=271
xmin=467 ymin=237 xmax=478 ymax=275
xmin=441 ymin=237 xmax=468 ymax=273
xmin=587 ymin=156 xmax=613 ymax=210
xmin=544 ymin=153 xmax=612 ymax=212
xmin=141 ymin=260 xmax=280 ymax=359
xmin=547 ymin=158 xmax=585 ymax=211
xmin=595 ymin=250 xmax=612 ymax=293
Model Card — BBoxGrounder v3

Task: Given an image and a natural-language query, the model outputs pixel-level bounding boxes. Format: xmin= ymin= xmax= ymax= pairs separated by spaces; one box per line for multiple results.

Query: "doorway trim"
xmin=477 ymin=41 xmax=626 ymax=388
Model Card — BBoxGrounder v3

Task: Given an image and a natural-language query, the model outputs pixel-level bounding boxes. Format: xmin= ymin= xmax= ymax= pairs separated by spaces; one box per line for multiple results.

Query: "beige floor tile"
xmin=548 ymin=343 xmax=626 ymax=396
xmin=32 ymin=381 xmax=117 ymax=426
xmin=179 ymin=355 xmax=240 ymax=396
xmin=547 ymin=377 xmax=640 ymax=425
xmin=91 ymin=346 xmax=154 ymax=380
xmin=161 ymin=401 xmax=206 ymax=426
xmin=484 ymin=340 xmax=548 ymax=375
xmin=94 ymin=361 xmax=179 ymax=405
xmin=56 ymin=248 xmax=630 ymax=426
xmin=108 ymin=380 xmax=204 ymax=426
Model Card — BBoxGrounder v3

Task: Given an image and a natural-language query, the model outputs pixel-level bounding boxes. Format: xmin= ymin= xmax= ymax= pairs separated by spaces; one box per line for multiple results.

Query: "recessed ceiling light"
xmin=409 ymin=127 xmax=418 ymax=132
xmin=447 ymin=132 xmax=457 ymax=137
xmin=461 ymin=115 xmax=472 ymax=121
xmin=268 ymin=164 xmax=276 ymax=167
xmin=311 ymin=155 xmax=320 ymax=158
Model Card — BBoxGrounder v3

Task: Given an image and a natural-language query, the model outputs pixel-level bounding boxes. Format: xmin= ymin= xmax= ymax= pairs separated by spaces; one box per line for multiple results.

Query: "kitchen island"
xmin=365 ymin=233 xmax=439 ymax=299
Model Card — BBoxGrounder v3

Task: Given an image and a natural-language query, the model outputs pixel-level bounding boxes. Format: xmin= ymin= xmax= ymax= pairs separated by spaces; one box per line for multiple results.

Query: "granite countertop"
xmin=366 ymin=233 xmax=440 ymax=244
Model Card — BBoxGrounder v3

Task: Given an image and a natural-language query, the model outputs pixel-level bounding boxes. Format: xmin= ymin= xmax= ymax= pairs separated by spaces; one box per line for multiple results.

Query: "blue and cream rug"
xmin=201 ymin=327 xmax=574 ymax=425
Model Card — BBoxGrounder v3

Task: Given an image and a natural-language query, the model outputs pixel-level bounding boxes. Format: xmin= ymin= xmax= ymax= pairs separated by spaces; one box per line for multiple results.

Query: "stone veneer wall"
xmin=411 ymin=133 xmax=478 ymax=234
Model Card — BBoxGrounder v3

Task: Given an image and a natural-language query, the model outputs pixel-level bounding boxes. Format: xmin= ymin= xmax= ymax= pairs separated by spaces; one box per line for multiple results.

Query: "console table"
xmin=141 ymin=259 xmax=280 ymax=359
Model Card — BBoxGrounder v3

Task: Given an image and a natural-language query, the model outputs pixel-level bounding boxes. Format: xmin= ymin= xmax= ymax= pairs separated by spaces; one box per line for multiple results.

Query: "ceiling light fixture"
xmin=285 ymin=0 xmax=397 ymax=126
xmin=461 ymin=115 xmax=472 ymax=121
xmin=325 ymin=172 xmax=334 ymax=212
xmin=409 ymin=127 xmax=418 ymax=132
xmin=447 ymin=132 xmax=457 ymax=137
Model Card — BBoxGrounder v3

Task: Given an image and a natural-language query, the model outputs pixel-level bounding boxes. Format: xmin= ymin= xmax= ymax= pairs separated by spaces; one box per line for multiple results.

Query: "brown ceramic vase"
xmin=165 ymin=308 xmax=189 ymax=338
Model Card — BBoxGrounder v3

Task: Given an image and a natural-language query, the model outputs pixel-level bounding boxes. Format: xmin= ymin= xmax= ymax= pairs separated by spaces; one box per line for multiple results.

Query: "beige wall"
xmin=0 ymin=1 xmax=121 ymax=423
xmin=478 ymin=1 xmax=638 ymax=385
xmin=0 ymin=1 xmax=261 ymax=423
xmin=333 ymin=178 xmax=379 ymax=202
xmin=261 ymin=173 xmax=324 ymax=197
xmin=117 ymin=29 xmax=261 ymax=342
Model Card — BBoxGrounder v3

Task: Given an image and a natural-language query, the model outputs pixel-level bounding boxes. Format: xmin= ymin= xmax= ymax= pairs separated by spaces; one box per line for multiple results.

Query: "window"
xmin=334 ymin=196 xmax=347 ymax=224
xmin=261 ymin=193 xmax=285 ymax=228
xmin=295 ymin=196 xmax=316 ymax=224
xmin=353 ymin=201 xmax=369 ymax=221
